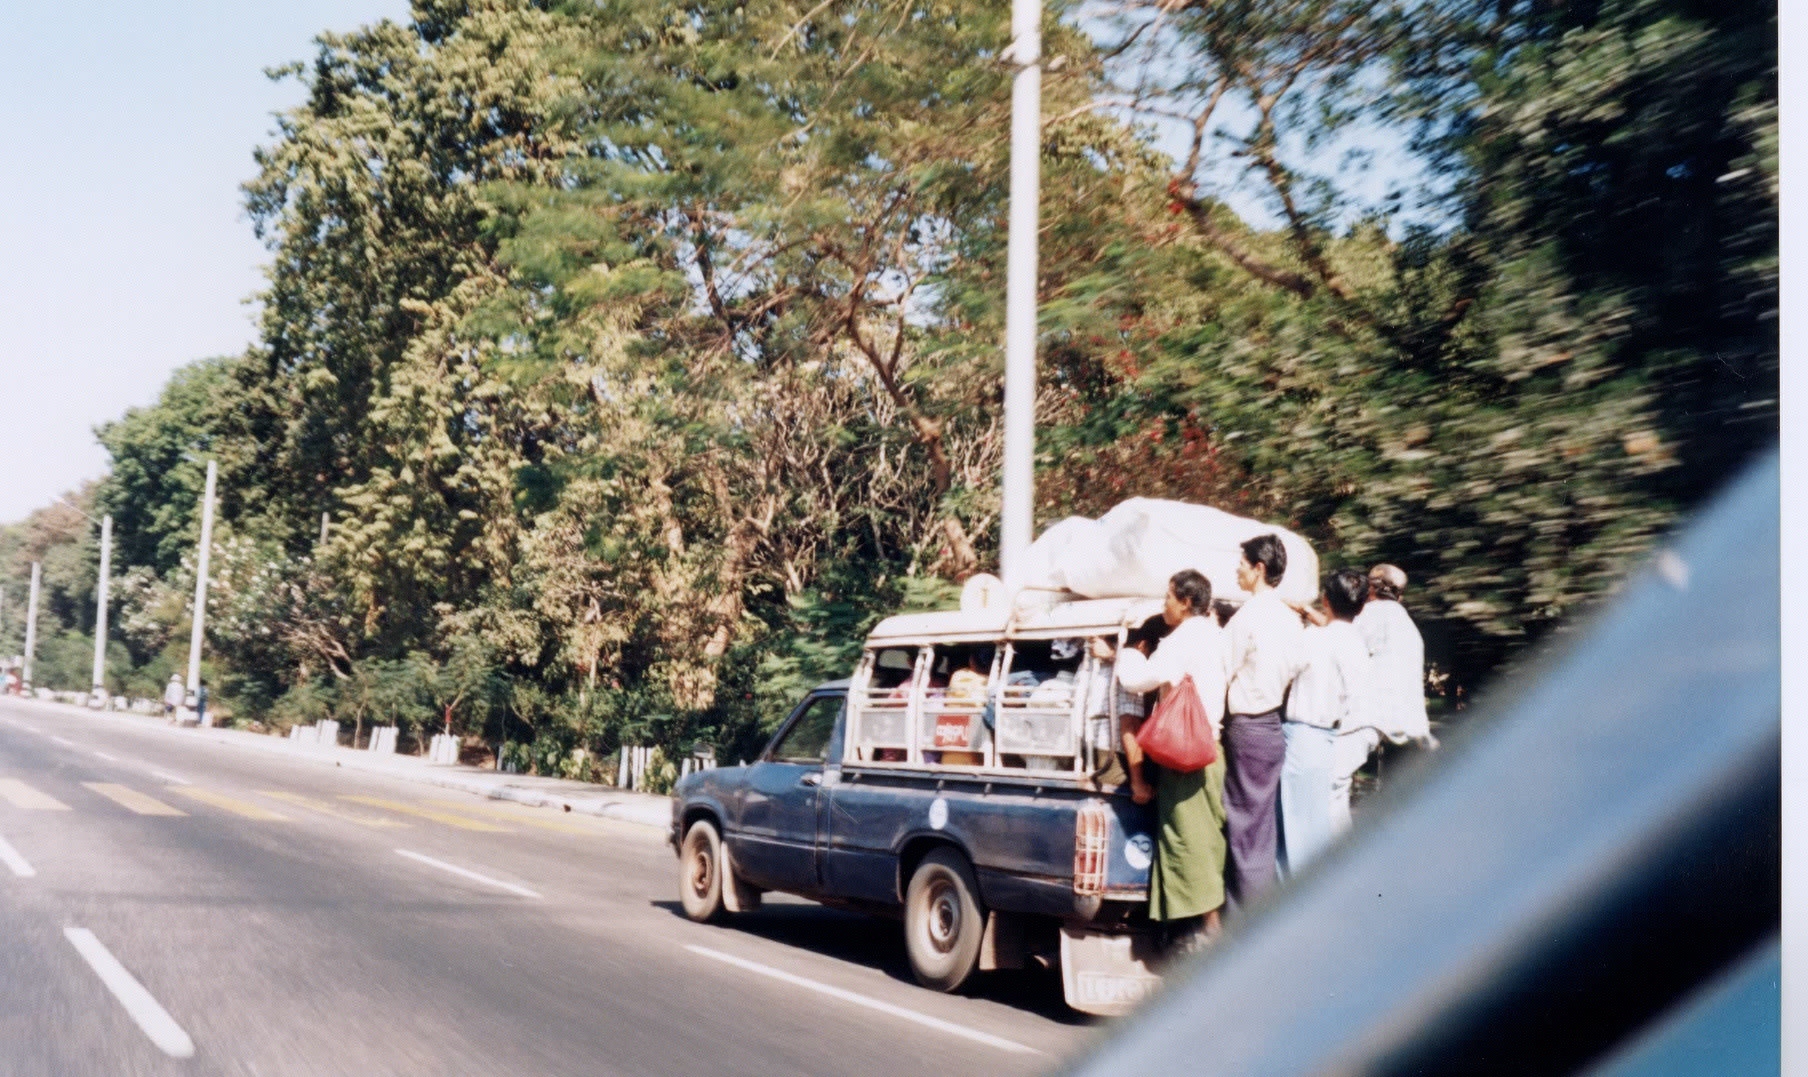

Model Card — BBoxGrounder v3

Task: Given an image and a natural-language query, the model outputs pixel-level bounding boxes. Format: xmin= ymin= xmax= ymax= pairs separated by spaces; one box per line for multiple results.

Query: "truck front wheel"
xmin=679 ymin=819 xmax=726 ymax=922
xmin=905 ymin=848 xmax=985 ymax=991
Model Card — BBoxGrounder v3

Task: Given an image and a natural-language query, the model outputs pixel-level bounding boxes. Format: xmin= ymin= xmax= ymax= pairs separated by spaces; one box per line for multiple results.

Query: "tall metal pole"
xmin=185 ymin=461 xmax=218 ymax=722
xmin=1000 ymin=0 xmax=1042 ymax=585
xmin=91 ymin=514 xmax=113 ymax=705
xmin=23 ymin=563 xmax=41 ymax=691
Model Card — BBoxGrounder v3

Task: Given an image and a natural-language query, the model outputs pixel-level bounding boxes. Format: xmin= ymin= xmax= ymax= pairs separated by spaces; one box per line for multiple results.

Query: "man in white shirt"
xmin=1280 ymin=569 xmax=1373 ymax=876
xmin=1334 ymin=564 xmax=1436 ymax=829
xmin=1222 ymin=534 xmax=1304 ymax=906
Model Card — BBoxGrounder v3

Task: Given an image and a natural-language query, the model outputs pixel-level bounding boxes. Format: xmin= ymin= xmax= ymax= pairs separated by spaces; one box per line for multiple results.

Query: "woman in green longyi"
xmin=1093 ymin=570 xmax=1230 ymax=947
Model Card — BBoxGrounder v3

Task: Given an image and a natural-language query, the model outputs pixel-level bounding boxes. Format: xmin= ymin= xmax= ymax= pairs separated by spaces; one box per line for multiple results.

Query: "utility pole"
xmin=999 ymin=0 xmax=1042 ymax=585
xmin=91 ymin=514 xmax=113 ymax=707
xmin=319 ymin=512 xmax=329 ymax=546
xmin=23 ymin=563 xmax=41 ymax=692
xmin=185 ymin=461 xmax=218 ymax=725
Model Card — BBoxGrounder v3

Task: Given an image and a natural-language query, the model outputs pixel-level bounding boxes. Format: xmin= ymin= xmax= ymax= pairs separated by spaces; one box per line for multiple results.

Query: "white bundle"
xmin=1016 ymin=498 xmax=1320 ymax=606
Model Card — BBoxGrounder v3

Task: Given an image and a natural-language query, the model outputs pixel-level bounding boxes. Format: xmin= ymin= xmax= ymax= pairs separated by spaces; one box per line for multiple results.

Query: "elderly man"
xmin=1333 ymin=564 xmax=1435 ymax=830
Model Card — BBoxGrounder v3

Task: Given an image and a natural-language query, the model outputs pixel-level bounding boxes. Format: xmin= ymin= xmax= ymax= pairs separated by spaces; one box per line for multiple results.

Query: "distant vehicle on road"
xmin=671 ymin=597 xmax=1174 ymax=1015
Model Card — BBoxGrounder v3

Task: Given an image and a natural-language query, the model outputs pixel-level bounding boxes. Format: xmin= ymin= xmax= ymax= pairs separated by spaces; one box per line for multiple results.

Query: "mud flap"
xmin=720 ymin=848 xmax=763 ymax=914
xmin=1059 ymin=924 xmax=1163 ymax=1017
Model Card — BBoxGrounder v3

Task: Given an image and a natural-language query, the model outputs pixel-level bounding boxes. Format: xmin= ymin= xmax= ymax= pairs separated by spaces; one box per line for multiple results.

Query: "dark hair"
xmin=1324 ymin=569 xmax=1369 ymax=620
xmin=1240 ymin=534 xmax=1287 ymax=586
xmin=1168 ymin=569 xmax=1213 ymax=616
xmin=1211 ymin=599 xmax=1238 ymax=627
xmin=1126 ymin=615 xmax=1171 ymax=649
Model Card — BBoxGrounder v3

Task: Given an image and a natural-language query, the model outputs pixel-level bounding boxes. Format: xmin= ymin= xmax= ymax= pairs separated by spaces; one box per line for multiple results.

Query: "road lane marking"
xmin=50 ymin=736 xmax=76 ymax=747
xmin=423 ymin=799 xmax=601 ymax=835
xmin=394 ymin=849 xmax=541 ymax=898
xmin=168 ymin=787 xmax=289 ymax=820
xmin=20 ymin=724 xmax=41 ymax=733
xmin=150 ymin=771 xmax=190 ymax=785
xmin=258 ymin=791 xmax=409 ymax=828
xmin=343 ymin=796 xmax=510 ymax=832
xmin=83 ymin=783 xmax=187 ymax=817
xmin=93 ymin=751 xmax=119 ymax=762
xmin=63 ymin=928 xmax=196 ymax=1059
xmin=683 ymin=945 xmax=1044 ymax=1056
xmin=0 ymin=779 xmax=71 ymax=811
xmin=0 ymin=834 xmax=35 ymax=877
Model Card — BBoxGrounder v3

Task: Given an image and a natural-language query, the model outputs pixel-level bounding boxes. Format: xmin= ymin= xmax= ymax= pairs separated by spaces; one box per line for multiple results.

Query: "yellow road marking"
xmin=83 ymin=783 xmax=186 ymax=816
xmin=0 ymin=778 xmax=70 ymax=811
xmin=422 ymin=799 xmax=606 ymax=836
xmin=339 ymin=796 xmax=511 ymax=832
xmin=257 ymin=791 xmax=409 ymax=828
xmin=168 ymin=787 xmax=289 ymax=821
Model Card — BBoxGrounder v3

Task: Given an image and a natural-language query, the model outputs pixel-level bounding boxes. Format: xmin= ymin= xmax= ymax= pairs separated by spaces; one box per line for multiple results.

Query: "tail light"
xmin=1075 ymin=799 xmax=1110 ymax=896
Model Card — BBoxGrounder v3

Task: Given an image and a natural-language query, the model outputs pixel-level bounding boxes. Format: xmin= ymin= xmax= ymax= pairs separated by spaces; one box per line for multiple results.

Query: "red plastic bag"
xmin=1134 ymin=674 xmax=1218 ymax=772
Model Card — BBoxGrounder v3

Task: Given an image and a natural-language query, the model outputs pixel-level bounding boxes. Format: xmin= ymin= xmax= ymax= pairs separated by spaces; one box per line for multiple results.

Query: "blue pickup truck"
xmin=670 ymin=597 xmax=1170 ymax=1015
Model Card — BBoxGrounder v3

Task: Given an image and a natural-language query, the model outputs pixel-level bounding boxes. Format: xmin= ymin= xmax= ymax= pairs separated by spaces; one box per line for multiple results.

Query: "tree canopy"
xmin=6 ymin=0 xmax=1773 ymax=772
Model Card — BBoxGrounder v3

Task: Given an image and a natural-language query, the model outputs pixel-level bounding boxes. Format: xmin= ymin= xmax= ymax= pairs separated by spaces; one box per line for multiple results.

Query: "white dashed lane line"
xmin=93 ymin=751 xmax=119 ymax=762
xmin=684 ymin=945 xmax=1044 ymax=1056
xmin=395 ymin=850 xmax=542 ymax=899
xmin=63 ymin=928 xmax=196 ymax=1059
xmin=50 ymin=736 xmax=76 ymax=747
xmin=150 ymin=771 xmax=189 ymax=785
xmin=0 ymin=833 xmax=35 ymax=877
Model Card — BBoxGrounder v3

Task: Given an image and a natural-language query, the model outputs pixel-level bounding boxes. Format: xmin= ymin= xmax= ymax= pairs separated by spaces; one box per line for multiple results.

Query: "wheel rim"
xmin=924 ymin=876 xmax=961 ymax=954
xmin=687 ymin=841 xmax=714 ymax=899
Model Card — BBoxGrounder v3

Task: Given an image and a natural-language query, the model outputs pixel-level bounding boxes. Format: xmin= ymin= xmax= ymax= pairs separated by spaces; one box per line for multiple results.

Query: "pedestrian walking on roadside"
xmin=1093 ymin=569 xmax=1230 ymax=950
xmin=162 ymin=673 xmax=184 ymax=719
xmin=1333 ymin=564 xmax=1436 ymax=831
xmin=1279 ymin=569 xmax=1373 ymax=876
xmin=1222 ymin=534 xmax=1304 ymax=908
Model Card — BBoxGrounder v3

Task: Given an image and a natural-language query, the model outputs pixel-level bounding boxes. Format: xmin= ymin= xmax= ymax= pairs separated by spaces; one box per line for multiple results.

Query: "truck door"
xmin=730 ymin=693 xmax=842 ymax=892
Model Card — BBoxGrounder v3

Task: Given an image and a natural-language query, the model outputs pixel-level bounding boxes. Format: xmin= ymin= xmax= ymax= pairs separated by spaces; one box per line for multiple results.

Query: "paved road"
xmin=0 ymin=697 xmax=1100 ymax=1076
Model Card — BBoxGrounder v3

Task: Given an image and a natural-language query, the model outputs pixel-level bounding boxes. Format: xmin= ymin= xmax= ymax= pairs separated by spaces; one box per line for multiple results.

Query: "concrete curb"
xmin=8 ymin=697 xmax=674 ymax=833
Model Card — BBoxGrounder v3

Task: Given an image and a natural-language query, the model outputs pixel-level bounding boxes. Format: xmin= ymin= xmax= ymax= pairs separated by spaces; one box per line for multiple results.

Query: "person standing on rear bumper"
xmin=1280 ymin=569 xmax=1373 ymax=876
xmin=1222 ymin=535 xmax=1304 ymax=908
xmin=1099 ymin=570 xmax=1230 ymax=945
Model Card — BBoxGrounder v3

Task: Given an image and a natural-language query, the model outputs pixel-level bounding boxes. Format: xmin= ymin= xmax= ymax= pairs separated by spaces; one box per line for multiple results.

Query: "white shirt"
xmin=1226 ymin=590 xmax=1305 ymax=716
xmin=1115 ymin=615 xmax=1229 ymax=739
xmin=1355 ymin=599 xmax=1430 ymax=742
xmin=1286 ymin=620 xmax=1373 ymax=730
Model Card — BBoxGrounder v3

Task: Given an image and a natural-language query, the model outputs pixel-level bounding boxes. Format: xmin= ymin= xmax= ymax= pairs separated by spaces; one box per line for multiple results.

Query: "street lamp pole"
xmin=23 ymin=562 xmax=41 ymax=692
xmin=1000 ymin=0 xmax=1042 ymax=586
xmin=185 ymin=461 xmax=218 ymax=724
xmin=91 ymin=514 xmax=113 ymax=707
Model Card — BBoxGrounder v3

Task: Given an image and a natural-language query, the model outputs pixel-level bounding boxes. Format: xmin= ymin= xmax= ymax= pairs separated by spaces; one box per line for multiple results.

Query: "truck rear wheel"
xmin=679 ymin=819 xmax=726 ymax=922
xmin=905 ymin=848 xmax=985 ymax=991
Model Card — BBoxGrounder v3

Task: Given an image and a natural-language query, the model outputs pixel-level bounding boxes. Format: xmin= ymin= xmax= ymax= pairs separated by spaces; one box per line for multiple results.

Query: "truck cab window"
xmin=770 ymin=696 xmax=842 ymax=764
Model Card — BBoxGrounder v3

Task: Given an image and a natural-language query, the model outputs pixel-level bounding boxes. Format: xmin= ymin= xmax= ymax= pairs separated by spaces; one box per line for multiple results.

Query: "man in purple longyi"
xmin=1221 ymin=534 xmax=1304 ymax=909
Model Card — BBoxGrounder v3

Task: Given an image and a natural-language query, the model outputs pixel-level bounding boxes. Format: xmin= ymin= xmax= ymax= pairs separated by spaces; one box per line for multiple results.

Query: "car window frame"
xmin=765 ymin=693 xmax=844 ymax=765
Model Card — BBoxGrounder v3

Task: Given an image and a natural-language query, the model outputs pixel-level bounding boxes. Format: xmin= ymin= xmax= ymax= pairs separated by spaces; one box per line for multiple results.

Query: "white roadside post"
xmin=91 ymin=515 xmax=113 ymax=708
xmin=999 ymin=0 xmax=1042 ymax=586
xmin=185 ymin=462 xmax=218 ymax=726
xmin=23 ymin=562 xmax=41 ymax=693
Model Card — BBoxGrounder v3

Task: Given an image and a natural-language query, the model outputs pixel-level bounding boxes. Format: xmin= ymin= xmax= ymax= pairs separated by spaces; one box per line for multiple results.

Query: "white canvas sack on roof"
xmin=1019 ymin=498 xmax=1319 ymax=606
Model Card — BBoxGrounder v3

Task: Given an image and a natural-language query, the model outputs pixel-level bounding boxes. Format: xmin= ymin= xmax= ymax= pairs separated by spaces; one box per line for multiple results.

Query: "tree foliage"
xmin=4 ymin=0 xmax=1768 ymax=768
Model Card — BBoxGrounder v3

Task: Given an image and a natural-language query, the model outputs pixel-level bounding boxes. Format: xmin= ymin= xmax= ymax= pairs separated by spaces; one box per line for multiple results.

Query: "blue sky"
xmin=0 ymin=0 xmax=410 ymax=524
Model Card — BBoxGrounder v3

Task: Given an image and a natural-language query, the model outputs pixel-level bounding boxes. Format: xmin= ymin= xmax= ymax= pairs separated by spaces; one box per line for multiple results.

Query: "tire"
xmin=904 ymin=848 xmax=986 ymax=992
xmin=679 ymin=819 xmax=726 ymax=923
